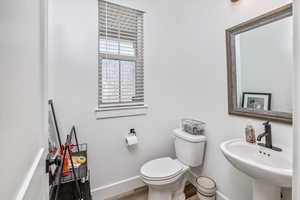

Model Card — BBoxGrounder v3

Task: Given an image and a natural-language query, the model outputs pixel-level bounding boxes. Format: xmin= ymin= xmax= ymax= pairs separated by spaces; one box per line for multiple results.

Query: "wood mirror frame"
xmin=226 ymin=3 xmax=293 ymax=124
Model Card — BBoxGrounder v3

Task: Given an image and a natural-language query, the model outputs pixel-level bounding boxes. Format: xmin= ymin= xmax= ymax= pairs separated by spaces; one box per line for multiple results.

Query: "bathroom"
xmin=1 ymin=0 xmax=300 ymax=200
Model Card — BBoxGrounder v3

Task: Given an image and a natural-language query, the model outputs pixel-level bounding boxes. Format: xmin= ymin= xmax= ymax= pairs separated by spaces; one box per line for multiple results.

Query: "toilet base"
xmin=148 ymin=187 xmax=173 ymax=200
xmin=147 ymin=177 xmax=186 ymax=200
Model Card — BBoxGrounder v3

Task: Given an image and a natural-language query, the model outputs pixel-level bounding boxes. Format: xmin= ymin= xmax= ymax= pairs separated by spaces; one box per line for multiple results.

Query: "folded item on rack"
xmin=71 ymin=156 xmax=86 ymax=166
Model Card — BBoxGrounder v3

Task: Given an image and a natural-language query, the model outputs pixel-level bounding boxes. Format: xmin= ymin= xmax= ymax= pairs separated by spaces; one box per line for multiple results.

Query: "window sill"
xmin=94 ymin=105 xmax=148 ymax=119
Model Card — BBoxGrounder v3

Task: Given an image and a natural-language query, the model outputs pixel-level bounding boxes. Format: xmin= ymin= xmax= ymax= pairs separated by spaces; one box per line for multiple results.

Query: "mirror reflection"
xmin=235 ymin=16 xmax=293 ymax=113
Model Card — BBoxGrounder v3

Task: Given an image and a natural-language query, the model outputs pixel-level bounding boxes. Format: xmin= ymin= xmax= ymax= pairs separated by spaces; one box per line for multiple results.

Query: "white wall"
xmin=48 ymin=0 xmax=293 ymax=199
xmin=239 ymin=17 xmax=293 ymax=113
xmin=293 ymin=0 xmax=300 ymax=199
xmin=0 ymin=0 xmax=47 ymax=199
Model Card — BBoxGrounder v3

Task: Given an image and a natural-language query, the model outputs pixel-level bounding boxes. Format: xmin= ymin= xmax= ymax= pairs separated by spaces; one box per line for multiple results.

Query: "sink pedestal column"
xmin=253 ymin=180 xmax=280 ymax=200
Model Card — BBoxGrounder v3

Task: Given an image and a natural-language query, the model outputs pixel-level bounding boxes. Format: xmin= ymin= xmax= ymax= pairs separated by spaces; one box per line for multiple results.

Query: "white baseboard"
xmin=91 ymin=175 xmax=145 ymax=199
xmin=216 ymin=190 xmax=230 ymax=200
xmin=91 ymin=174 xmax=230 ymax=200
xmin=16 ymin=148 xmax=46 ymax=200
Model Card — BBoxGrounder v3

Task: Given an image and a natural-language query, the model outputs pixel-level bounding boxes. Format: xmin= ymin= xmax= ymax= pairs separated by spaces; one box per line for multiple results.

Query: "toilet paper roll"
xmin=125 ymin=135 xmax=138 ymax=146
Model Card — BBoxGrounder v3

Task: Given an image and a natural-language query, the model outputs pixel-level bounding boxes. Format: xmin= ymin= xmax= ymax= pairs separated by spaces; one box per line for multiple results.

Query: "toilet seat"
xmin=142 ymin=172 xmax=184 ymax=186
xmin=140 ymin=157 xmax=183 ymax=181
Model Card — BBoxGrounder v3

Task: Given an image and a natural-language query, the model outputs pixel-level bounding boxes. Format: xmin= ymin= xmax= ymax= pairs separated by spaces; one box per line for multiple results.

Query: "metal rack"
xmin=54 ymin=143 xmax=88 ymax=185
xmin=48 ymin=99 xmax=62 ymax=147
xmin=50 ymin=129 xmax=92 ymax=200
xmin=47 ymin=100 xmax=92 ymax=200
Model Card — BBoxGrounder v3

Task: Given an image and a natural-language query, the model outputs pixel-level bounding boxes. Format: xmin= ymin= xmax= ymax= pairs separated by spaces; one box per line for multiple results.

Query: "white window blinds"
xmin=98 ymin=0 xmax=144 ymax=107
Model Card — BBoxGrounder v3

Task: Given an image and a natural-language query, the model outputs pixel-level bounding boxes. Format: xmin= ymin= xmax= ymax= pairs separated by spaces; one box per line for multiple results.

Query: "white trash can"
xmin=196 ymin=176 xmax=217 ymax=200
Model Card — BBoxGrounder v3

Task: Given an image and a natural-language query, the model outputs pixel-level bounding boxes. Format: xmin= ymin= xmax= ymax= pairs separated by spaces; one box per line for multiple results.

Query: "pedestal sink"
xmin=220 ymin=139 xmax=292 ymax=200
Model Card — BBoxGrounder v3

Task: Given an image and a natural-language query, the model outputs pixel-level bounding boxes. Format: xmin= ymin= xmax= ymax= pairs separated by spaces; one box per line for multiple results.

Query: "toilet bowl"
xmin=141 ymin=158 xmax=187 ymax=183
xmin=140 ymin=157 xmax=189 ymax=200
xmin=140 ymin=129 xmax=207 ymax=200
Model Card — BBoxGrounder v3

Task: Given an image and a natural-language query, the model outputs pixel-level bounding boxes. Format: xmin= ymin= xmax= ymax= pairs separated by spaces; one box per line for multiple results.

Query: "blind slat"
xmin=99 ymin=32 xmax=138 ymax=40
xmin=99 ymin=23 xmax=139 ymax=32
xmin=99 ymin=14 xmax=139 ymax=24
xmin=99 ymin=4 xmax=144 ymax=17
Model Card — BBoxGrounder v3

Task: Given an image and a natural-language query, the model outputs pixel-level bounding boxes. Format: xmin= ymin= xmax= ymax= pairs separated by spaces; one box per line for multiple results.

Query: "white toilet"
xmin=140 ymin=129 xmax=207 ymax=200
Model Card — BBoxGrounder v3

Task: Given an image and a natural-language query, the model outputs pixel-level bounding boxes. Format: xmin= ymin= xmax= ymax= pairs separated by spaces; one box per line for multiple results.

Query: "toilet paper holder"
xmin=129 ymin=128 xmax=136 ymax=136
xmin=126 ymin=129 xmax=138 ymax=146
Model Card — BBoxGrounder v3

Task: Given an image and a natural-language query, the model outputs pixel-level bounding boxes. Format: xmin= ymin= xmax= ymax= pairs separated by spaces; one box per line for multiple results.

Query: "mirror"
xmin=226 ymin=4 xmax=293 ymax=124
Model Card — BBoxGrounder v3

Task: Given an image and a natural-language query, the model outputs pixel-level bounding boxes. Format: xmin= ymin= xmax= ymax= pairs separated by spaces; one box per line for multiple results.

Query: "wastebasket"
xmin=196 ymin=176 xmax=217 ymax=200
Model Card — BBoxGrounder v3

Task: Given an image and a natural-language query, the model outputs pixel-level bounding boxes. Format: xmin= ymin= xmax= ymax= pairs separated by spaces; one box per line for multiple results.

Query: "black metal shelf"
xmin=54 ymin=144 xmax=88 ymax=185
xmin=50 ymin=180 xmax=92 ymax=200
xmin=47 ymin=100 xmax=92 ymax=200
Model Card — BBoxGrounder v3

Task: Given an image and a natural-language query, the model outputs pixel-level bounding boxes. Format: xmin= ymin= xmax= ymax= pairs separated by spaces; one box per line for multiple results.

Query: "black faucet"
xmin=257 ymin=121 xmax=272 ymax=148
xmin=257 ymin=121 xmax=282 ymax=152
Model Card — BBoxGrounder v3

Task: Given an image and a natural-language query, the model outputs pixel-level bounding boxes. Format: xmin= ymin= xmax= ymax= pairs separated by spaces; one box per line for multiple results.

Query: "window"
xmin=98 ymin=0 xmax=145 ymax=112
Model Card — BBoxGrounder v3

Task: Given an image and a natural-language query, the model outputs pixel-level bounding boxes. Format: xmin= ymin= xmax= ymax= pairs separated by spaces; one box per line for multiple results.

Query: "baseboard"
xmin=91 ymin=174 xmax=231 ymax=200
xmin=216 ymin=190 xmax=230 ymax=200
xmin=91 ymin=175 xmax=145 ymax=199
xmin=16 ymin=148 xmax=46 ymax=200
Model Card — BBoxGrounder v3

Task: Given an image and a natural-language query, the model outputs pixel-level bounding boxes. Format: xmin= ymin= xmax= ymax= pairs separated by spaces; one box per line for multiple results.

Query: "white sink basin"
xmin=220 ymin=139 xmax=292 ymax=200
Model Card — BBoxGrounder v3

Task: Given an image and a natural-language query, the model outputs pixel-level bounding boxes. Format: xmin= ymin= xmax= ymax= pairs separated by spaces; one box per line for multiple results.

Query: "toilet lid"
xmin=140 ymin=157 xmax=183 ymax=180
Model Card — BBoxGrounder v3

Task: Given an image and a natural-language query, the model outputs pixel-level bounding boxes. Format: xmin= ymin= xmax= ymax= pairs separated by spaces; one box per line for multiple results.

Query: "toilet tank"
xmin=174 ymin=129 xmax=206 ymax=167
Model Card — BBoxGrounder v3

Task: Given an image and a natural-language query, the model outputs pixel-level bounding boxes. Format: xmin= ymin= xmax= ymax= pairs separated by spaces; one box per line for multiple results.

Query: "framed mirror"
xmin=226 ymin=4 xmax=293 ymax=124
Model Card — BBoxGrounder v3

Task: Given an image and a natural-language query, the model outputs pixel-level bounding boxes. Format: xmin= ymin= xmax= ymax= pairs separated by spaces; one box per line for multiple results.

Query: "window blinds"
xmin=98 ymin=0 xmax=144 ymax=107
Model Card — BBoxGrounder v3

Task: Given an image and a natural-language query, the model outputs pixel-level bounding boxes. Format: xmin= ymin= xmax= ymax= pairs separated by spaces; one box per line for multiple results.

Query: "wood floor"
xmin=105 ymin=185 xmax=199 ymax=200
xmin=106 ymin=190 xmax=199 ymax=200
xmin=117 ymin=192 xmax=199 ymax=200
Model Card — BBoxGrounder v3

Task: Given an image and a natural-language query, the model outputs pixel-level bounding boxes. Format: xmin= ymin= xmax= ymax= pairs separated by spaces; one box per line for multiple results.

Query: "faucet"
xmin=257 ymin=121 xmax=282 ymax=152
xmin=257 ymin=121 xmax=272 ymax=148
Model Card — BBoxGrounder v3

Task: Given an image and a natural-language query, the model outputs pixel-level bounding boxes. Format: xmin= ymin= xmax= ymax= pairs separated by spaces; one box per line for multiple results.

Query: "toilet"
xmin=140 ymin=128 xmax=207 ymax=200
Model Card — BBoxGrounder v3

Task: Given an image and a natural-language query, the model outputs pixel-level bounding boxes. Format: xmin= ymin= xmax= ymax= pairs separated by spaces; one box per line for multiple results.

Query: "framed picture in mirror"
xmin=242 ymin=92 xmax=271 ymax=111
